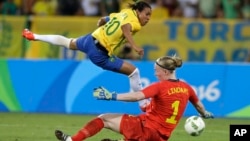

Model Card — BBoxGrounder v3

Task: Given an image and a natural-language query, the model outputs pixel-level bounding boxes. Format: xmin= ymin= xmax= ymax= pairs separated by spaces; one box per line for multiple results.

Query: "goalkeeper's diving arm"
xmin=193 ymin=101 xmax=214 ymax=119
xmin=116 ymin=91 xmax=146 ymax=102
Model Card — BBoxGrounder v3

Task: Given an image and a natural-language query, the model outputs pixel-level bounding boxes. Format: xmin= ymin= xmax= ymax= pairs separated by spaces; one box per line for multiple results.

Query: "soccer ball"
xmin=184 ymin=116 xmax=205 ymax=136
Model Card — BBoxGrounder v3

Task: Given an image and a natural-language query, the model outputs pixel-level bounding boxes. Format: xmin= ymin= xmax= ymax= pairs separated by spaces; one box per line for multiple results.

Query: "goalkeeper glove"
xmin=201 ymin=111 xmax=214 ymax=119
xmin=93 ymin=86 xmax=117 ymax=100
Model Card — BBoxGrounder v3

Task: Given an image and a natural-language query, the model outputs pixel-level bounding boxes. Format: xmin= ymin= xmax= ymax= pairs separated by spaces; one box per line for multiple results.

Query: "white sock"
xmin=34 ymin=34 xmax=71 ymax=48
xmin=129 ymin=68 xmax=149 ymax=107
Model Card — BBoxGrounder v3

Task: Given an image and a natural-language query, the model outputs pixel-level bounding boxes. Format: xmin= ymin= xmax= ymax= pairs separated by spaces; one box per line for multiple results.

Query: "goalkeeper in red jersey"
xmin=55 ymin=55 xmax=214 ymax=141
xmin=22 ymin=0 xmax=152 ymax=110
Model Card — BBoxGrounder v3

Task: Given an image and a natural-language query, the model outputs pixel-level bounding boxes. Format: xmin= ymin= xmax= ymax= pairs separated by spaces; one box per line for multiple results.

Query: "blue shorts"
xmin=76 ymin=34 xmax=123 ymax=73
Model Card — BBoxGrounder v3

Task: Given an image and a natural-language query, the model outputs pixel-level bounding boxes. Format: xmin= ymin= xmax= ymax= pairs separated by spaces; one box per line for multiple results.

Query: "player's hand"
xmin=134 ymin=47 xmax=144 ymax=57
xmin=93 ymin=86 xmax=117 ymax=100
xmin=97 ymin=17 xmax=106 ymax=27
xmin=202 ymin=111 xmax=214 ymax=119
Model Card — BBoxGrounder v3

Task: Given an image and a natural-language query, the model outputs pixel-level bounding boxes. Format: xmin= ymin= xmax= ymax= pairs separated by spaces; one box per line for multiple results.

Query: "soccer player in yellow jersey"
xmin=22 ymin=0 xmax=152 ymax=109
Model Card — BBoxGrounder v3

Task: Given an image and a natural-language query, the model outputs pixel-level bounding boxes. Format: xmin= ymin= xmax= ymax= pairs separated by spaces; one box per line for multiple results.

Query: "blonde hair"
xmin=156 ymin=55 xmax=182 ymax=72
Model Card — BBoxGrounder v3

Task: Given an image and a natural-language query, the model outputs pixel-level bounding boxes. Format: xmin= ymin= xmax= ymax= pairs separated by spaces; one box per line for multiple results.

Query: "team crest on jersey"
xmin=109 ymin=57 xmax=115 ymax=62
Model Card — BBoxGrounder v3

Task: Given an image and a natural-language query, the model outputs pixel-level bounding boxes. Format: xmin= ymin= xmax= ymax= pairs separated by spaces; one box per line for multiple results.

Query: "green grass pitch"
xmin=0 ymin=112 xmax=249 ymax=141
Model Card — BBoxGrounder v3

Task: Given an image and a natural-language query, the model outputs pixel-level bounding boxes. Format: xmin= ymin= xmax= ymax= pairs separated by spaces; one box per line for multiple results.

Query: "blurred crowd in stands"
xmin=1 ymin=0 xmax=249 ymax=61
xmin=0 ymin=0 xmax=250 ymax=20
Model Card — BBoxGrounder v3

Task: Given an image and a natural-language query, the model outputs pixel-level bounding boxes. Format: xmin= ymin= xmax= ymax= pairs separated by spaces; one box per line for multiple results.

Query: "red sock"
xmin=71 ymin=117 xmax=104 ymax=141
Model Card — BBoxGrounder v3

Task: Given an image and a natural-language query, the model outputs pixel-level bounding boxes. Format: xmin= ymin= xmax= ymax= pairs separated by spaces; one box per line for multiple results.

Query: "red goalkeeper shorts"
xmin=120 ymin=114 xmax=168 ymax=141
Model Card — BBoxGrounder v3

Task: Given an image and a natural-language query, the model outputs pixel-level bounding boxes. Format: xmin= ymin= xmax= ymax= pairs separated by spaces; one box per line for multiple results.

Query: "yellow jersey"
xmin=92 ymin=8 xmax=141 ymax=56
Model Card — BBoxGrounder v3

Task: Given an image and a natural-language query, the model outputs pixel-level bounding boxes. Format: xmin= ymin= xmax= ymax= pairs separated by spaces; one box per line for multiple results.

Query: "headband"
xmin=155 ymin=60 xmax=175 ymax=70
xmin=155 ymin=57 xmax=175 ymax=70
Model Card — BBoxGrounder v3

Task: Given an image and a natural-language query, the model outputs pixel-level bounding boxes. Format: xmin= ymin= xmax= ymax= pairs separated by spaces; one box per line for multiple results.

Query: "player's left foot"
xmin=22 ymin=29 xmax=35 ymax=40
xmin=55 ymin=130 xmax=72 ymax=141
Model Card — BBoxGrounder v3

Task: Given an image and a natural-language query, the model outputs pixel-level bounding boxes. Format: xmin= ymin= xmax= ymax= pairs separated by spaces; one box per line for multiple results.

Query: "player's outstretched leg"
xmin=22 ymin=28 xmax=72 ymax=48
xmin=55 ymin=130 xmax=72 ymax=141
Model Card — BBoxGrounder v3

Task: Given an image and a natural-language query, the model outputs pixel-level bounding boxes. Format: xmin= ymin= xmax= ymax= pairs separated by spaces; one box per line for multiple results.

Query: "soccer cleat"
xmin=55 ymin=130 xmax=72 ymax=141
xmin=22 ymin=28 xmax=35 ymax=40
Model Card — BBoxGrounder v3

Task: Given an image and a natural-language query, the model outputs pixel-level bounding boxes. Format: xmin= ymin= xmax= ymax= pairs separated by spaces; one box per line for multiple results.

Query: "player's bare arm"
xmin=121 ymin=23 xmax=144 ymax=56
xmin=194 ymin=101 xmax=206 ymax=116
xmin=116 ymin=91 xmax=145 ymax=102
xmin=94 ymin=87 xmax=146 ymax=102
xmin=193 ymin=101 xmax=211 ymax=117
xmin=97 ymin=16 xmax=109 ymax=27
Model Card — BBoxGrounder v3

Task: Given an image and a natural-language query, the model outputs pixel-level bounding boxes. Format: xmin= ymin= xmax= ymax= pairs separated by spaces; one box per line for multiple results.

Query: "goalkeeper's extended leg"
xmin=22 ymin=29 xmax=73 ymax=49
xmin=70 ymin=117 xmax=104 ymax=141
xmin=55 ymin=130 xmax=72 ymax=141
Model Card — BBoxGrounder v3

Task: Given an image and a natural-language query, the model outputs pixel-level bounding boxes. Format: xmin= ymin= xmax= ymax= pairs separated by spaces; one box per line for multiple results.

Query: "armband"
xmin=105 ymin=16 xmax=110 ymax=22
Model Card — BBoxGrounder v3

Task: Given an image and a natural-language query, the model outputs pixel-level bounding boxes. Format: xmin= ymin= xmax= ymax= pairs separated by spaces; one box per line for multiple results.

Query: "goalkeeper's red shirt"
xmin=141 ymin=79 xmax=199 ymax=137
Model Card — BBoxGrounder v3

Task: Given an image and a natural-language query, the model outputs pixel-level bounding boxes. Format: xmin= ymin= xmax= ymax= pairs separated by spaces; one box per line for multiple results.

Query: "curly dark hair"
xmin=128 ymin=0 xmax=151 ymax=11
